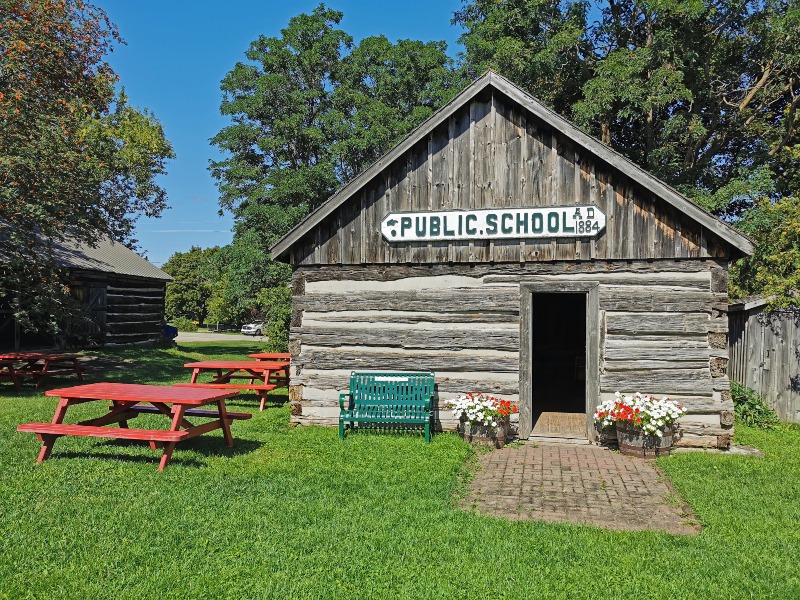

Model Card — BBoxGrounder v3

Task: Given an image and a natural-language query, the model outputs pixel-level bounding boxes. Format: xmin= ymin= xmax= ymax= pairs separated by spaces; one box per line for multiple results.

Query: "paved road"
xmin=175 ymin=331 xmax=266 ymax=343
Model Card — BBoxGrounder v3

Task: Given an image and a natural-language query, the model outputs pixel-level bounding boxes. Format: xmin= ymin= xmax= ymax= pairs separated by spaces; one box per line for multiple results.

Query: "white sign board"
xmin=381 ymin=205 xmax=606 ymax=243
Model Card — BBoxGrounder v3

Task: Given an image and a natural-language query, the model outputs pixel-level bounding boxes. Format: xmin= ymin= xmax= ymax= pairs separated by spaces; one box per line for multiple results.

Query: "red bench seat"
xmin=17 ymin=422 xmax=188 ymax=442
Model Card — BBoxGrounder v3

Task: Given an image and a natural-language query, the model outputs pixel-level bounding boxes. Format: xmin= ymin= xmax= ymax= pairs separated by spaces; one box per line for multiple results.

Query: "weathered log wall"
xmin=104 ymin=277 xmax=166 ymax=345
xmin=70 ymin=273 xmax=166 ymax=346
xmin=290 ymin=88 xmax=731 ymax=267
xmin=289 ymin=260 xmax=733 ymax=448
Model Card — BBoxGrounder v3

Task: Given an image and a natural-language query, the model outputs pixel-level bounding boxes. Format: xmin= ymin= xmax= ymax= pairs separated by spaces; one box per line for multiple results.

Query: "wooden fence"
xmin=729 ymin=299 xmax=800 ymax=423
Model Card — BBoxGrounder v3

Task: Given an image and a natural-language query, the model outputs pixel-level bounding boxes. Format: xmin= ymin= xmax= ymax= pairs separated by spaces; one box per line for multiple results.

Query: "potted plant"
xmin=594 ymin=392 xmax=686 ymax=457
xmin=449 ymin=392 xmax=518 ymax=448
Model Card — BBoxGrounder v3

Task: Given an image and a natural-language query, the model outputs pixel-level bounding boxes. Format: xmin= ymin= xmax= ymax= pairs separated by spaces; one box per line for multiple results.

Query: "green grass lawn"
xmin=1 ymin=341 xmax=799 ymax=598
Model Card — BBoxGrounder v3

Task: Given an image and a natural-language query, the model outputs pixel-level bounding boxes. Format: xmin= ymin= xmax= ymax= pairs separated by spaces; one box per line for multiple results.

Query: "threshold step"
xmin=528 ymin=435 xmax=591 ymax=445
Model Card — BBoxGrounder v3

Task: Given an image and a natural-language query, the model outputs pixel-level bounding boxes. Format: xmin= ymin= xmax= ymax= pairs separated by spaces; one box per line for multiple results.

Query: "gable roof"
xmin=52 ymin=236 xmax=172 ymax=281
xmin=271 ymin=70 xmax=754 ymax=259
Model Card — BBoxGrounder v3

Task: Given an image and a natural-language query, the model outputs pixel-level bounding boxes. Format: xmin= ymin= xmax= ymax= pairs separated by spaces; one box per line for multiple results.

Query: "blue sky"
xmin=94 ymin=1 xmax=466 ymax=266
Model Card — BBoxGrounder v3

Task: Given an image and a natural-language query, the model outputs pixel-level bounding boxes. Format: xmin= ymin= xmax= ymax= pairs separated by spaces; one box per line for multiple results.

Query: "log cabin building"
xmin=271 ymin=71 xmax=754 ymax=448
xmin=0 ymin=236 xmax=171 ymax=349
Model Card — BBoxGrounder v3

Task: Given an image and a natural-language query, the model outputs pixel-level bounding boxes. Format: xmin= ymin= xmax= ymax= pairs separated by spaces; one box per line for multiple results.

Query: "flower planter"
xmin=458 ymin=417 xmax=508 ymax=449
xmin=595 ymin=423 xmax=618 ymax=447
xmin=616 ymin=421 xmax=675 ymax=458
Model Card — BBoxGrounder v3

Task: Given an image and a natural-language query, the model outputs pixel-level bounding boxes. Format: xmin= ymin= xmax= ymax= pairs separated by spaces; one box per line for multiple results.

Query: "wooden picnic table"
xmin=247 ymin=353 xmax=290 ymax=388
xmin=0 ymin=359 xmax=21 ymax=391
xmin=179 ymin=360 xmax=290 ymax=411
xmin=0 ymin=352 xmax=84 ymax=390
xmin=16 ymin=383 xmax=248 ymax=471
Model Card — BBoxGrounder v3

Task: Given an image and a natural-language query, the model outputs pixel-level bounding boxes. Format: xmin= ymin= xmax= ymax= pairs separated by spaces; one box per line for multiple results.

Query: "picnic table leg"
xmin=5 ymin=364 xmax=20 ymax=392
xmin=158 ymin=405 xmax=186 ymax=472
xmin=217 ymin=400 xmax=234 ymax=447
xmin=37 ymin=398 xmax=70 ymax=463
xmin=116 ymin=402 xmax=129 ymax=428
xmin=190 ymin=368 xmax=200 ymax=384
xmin=74 ymin=358 xmax=84 ymax=382
xmin=35 ymin=359 xmax=50 ymax=390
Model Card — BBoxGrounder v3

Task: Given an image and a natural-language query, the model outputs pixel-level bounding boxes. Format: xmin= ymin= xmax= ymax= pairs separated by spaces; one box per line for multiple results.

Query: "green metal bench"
xmin=339 ymin=372 xmax=435 ymax=442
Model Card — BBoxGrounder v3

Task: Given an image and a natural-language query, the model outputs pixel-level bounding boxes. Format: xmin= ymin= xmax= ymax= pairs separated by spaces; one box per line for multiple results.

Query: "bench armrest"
xmin=339 ymin=393 xmax=351 ymax=411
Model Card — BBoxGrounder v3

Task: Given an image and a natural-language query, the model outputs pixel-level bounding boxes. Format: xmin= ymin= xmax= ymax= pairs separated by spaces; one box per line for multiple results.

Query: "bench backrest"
xmin=349 ymin=372 xmax=435 ymax=405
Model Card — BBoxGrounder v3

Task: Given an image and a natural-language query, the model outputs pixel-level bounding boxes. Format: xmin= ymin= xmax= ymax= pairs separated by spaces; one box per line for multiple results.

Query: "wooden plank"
xmin=297 ymin=288 xmax=520 ymax=313
xmin=603 ymin=359 xmax=710 ymax=371
xmin=604 ymin=341 xmax=710 ymax=361
xmin=605 ymin=312 xmax=728 ymax=334
xmin=600 ymin=369 xmax=714 ymax=395
xmin=632 ymin=194 xmax=650 ymax=260
xmin=295 ymin=325 xmax=519 ymax=351
xmin=612 ymin=182 xmax=629 ymax=259
xmin=303 ymin=311 xmax=519 ymax=325
xmin=298 ymin=259 xmax=719 ymax=282
xmin=484 ymin=273 xmax=711 ymax=289
xmin=17 ymin=422 xmax=188 ymax=442
xmin=296 ymin=348 xmax=520 ymax=373
xmin=599 ymin=287 xmax=715 ymax=312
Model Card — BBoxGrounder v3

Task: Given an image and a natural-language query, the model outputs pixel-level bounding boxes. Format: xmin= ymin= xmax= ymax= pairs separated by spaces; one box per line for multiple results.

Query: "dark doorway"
xmin=530 ymin=293 xmax=586 ymax=436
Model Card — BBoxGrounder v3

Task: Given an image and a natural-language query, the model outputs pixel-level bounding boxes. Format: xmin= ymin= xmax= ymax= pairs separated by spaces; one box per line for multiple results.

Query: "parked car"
xmin=241 ymin=321 xmax=268 ymax=336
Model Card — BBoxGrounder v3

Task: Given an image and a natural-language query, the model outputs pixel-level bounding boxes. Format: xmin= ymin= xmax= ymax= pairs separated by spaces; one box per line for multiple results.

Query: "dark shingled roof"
xmin=50 ymin=236 xmax=172 ymax=281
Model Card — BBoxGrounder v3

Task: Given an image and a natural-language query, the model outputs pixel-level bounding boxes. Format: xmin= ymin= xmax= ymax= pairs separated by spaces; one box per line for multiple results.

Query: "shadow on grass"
xmin=174 ymin=343 xmax=263 ymax=356
xmin=51 ymin=437 xmax=263 ymax=469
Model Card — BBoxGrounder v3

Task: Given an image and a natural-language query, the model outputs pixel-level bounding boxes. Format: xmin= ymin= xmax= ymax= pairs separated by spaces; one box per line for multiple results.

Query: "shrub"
xmin=731 ymin=381 xmax=780 ymax=429
xmin=256 ymin=286 xmax=291 ymax=352
xmin=171 ymin=316 xmax=197 ymax=332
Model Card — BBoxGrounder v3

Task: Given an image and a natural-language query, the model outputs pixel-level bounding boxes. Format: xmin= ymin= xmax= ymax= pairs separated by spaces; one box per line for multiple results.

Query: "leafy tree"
xmin=206 ymin=230 xmax=291 ymax=326
xmin=0 ymin=0 xmax=174 ymax=332
xmin=455 ymin=0 xmax=800 ymax=212
xmin=254 ymin=286 xmax=292 ymax=352
xmin=454 ymin=0 xmax=589 ymax=110
xmin=332 ymin=35 xmax=468 ymax=180
xmin=162 ymin=246 xmax=220 ymax=326
xmin=210 ymin=4 xmax=464 ymax=329
xmin=210 ymin=4 xmax=349 ymax=245
xmin=730 ymin=197 xmax=800 ymax=307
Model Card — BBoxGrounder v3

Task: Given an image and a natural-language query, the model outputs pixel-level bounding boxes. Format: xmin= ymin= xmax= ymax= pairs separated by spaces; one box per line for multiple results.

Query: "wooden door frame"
xmin=519 ymin=281 xmax=600 ymax=439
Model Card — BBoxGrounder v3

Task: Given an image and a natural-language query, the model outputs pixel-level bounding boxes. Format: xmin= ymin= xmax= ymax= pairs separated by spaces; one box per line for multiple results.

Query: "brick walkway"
xmin=462 ymin=443 xmax=700 ymax=535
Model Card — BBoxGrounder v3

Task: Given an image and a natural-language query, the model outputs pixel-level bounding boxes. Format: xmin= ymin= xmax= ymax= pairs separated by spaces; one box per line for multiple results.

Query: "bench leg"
xmin=425 ymin=421 xmax=431 ymax=444
xmin=158 ymin=406 xmax=186 ymax=472
xmin=158 ymin=443 xmax=176 ymax=471
xmin=37 ymin=434 xmax=59 ymax=463
xmin=35 ymin=398 xmax=71 ymax=463
xmin=217 ymin=400 xmax=234 ymax=447
xmin=339 ymin=419 xmax=345 ymax=440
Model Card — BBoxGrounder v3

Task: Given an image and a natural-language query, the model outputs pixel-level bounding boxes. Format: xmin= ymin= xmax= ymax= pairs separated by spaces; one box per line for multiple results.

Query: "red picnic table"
xmin=0 ymin=352 xmax=84 ymax=390
xmin=247 ymin=353 xmax=290 ymax=387
xmin=178 ymin=360 xmax=290 ymax=411
xmin=16 ymin=383 xmax=248 ymax=471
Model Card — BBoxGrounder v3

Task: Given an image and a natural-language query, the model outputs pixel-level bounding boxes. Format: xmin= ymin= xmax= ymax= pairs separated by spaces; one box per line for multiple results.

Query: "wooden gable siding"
xmin=291 ymin=88 xmax=729 ymax=266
